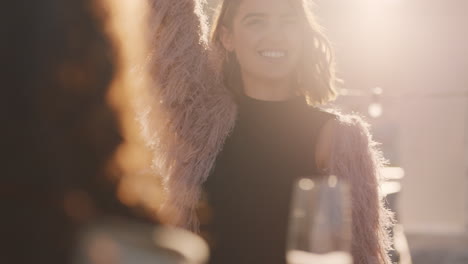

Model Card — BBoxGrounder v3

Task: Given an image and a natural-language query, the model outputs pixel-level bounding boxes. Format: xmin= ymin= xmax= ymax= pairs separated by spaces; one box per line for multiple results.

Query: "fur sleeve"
xmin=328 ymin=115 xmax=394 ymax=264
xmin=140 ymin=0 xmax=237 ymax=231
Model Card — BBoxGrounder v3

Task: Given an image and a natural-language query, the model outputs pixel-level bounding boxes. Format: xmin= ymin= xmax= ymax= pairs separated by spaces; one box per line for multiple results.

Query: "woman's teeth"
xmin=259 ymin=51 xmax=286 ymax=58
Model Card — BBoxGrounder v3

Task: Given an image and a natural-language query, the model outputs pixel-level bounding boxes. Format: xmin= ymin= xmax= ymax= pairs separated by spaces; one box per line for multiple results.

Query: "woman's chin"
xmin=257 ymin=72 xmax=295 ymax=84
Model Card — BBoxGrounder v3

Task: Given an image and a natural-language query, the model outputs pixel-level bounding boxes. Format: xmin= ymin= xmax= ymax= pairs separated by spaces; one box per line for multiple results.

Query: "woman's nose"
xmin=263 ymin=22 xmax=288 ymax=44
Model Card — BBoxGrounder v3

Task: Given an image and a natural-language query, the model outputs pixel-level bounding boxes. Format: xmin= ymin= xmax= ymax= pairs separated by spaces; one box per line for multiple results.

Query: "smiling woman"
xmin=210 ymin=0 xmax=337 ymax=104
xmin=217 ymin=0 xmax=303 ymax=100
xmin=141 ymin=0 xmax=394 ymax=263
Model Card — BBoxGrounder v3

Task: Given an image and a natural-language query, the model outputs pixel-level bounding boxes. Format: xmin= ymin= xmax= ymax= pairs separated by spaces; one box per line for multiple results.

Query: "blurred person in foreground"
xmin=140 ymin=0 xmax=394 ymax=263
xmin=0 ymin=0 xmax=163 ymax=263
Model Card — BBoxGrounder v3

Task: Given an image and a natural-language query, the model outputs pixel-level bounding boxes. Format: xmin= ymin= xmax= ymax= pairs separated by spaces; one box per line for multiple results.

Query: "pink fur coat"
xmin=140 ymin=0 xmax=394 ymax=263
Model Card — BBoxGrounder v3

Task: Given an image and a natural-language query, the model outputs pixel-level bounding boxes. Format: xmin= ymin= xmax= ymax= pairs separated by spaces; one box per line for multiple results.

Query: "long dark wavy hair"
xmin=210 ymin=0 xmax=338 ymax=105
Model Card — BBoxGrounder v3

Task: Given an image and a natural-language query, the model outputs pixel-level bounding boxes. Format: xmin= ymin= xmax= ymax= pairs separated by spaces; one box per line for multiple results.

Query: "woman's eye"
xmin=245 ymin=19 xmax=266 ymax=28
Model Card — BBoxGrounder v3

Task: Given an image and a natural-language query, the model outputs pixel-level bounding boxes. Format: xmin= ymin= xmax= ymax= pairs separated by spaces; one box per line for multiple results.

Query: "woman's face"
xmin=221 ymin=0 xmax=303 ymax=84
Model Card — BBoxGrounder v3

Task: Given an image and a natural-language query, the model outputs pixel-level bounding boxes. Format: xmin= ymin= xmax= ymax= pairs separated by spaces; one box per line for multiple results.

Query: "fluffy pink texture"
xmin=328 ymin=115 xmax=394 ymax=264
xmin=140 ymin=0 xmax=393 ymax=262
xmin=140 ymin=0 xmax=237 ymax=230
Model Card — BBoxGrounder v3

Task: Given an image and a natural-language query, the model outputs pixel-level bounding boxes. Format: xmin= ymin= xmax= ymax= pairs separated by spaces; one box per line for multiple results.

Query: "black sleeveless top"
xmin=199 ymin=94 xmax=335 ymax=264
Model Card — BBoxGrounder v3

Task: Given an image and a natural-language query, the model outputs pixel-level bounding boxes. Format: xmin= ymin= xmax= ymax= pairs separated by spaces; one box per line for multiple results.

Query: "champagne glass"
xmin=286 ymin=175 xmax=353 ymax=264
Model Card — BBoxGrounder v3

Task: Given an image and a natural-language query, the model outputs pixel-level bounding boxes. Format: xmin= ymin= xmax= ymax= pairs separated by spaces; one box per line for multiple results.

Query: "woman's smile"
xmin=258 ymin=50 xmax=288 ymax=59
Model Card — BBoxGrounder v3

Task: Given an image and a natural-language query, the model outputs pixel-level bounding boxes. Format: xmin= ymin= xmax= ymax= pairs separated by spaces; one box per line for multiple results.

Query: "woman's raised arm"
xmin=141 ymin=0 xmax=237 ymax=231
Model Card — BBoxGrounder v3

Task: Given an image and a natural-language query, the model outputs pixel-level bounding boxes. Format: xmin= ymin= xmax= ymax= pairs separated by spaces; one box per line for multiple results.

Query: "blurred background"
xmin=2 ymin=0 xmax=467 ymax=263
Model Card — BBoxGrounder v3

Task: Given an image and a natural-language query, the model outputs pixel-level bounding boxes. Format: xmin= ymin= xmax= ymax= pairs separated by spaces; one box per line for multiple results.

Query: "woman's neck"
xmin=242 ymin=73 xmax=295 ymax=101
